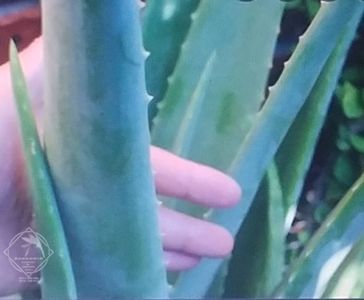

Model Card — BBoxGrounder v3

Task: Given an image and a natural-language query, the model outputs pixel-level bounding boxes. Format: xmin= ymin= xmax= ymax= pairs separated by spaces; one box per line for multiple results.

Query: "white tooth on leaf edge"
xmin=142 ymin=48 xmax=151 ymax=59
xmin=146 ymin=93 xmax=154 ymax=103
xmin=166 ymin=74 xmax=174 ymax=86
xmin=137 ymin=0 xmax=145 ymax=9
xmin=203 ymin=209 xmax=213 ymax=220
xmin=156 ymin=99 xmax=167 ymax=111
xmin=190 ymin=11 xmax=198 ymax=21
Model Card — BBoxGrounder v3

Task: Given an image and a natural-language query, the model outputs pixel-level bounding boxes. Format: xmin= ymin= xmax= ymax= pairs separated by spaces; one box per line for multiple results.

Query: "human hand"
xmin=0 ymin=38 xmax=241 ymax=295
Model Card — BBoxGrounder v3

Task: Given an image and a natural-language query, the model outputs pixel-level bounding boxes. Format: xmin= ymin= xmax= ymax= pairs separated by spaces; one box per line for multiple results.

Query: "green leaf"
xmin=172 ymin=2 xmax=364 ymax=297
xmin=341 ymin=66 xmax=363 ymax=84
xmin=275 ymin=7 xmax=357 ymax=231
xmin=224 ymin=163 xmax=285 ymax=298
xmin=273 ymin=173 xmax=364 ymax=298
xmin=152 ymin=0 xmax=284 ymax=171
xmin=336 ymin=125 xmax=352 ymax=151
xmin=305 ymin=0 xmax=320 ymax=19
xmin=158 ymin=52 xmax=217 ymax=212
xmin=350 ymin=134 xmax=364 ymax=153
xmin=41 ymin=1 xmax=168 ymax=298
xmin=340 ymin=81 xmax=364 ymax=119
xmin=326 ymin=177 xmax=348 ymax=203
xmin=322 ymin=236 xmax=364 ymax=298
xmin=9 ymin=41 xmax=76 ymax=300
xmin=314 ymin=202 xmax=333 ymax=224
xmin=152 ymin=0 xmax=283 ymax=225
xmin=333 ymin=153 xmax=359 ymax=187
xmin=143 ymin=0 xmax=200 ymax=122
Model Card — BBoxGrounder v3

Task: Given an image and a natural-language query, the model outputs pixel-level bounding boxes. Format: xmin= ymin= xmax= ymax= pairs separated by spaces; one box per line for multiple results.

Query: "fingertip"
xmin=224 ymin=177 xmax=242 ymax=207
xmin=214 ymin=226 xmax=235 ymax=257
xmin=205 ymin=170 xmax=242 ymax=208
xmin=164 ymin=251 xmax=200 ymax=271
xmin=159 ymin=207 xmax=235 ymax=258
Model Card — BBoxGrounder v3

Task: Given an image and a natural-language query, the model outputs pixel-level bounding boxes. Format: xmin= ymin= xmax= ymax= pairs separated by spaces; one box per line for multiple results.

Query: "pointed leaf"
xmin=172 ymin=2 xmax=364 ymax=297
xmin=9 ymin=41 xmax=76 ymax=300
xmin=143 ymin=0 xmax=200 ymax=121
xmin=273 ymin=172 xmax=364 ymax=298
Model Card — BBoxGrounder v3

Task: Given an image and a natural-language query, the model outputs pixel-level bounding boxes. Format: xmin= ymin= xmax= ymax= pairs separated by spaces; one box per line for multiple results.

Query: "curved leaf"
xmin=172 ymin=2 xmax=364 ymax=297
xmin=273 ymin=173 xmax=364 ymax=298
xmin=9 ymin=41 xmax=76 ymax=300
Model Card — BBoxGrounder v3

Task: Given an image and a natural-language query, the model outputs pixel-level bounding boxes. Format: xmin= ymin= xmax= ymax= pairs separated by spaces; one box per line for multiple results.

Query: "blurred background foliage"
xmin=278 ymin=0 xmax=364 ymax=265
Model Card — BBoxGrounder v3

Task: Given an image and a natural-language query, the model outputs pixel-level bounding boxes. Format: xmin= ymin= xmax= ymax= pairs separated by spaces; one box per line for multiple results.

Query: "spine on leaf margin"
xmin=172 ymin=1 xmax=364 ymax=297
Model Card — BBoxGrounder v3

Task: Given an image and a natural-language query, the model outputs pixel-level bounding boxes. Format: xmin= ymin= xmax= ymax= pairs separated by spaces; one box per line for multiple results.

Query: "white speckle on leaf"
xmin=30 ymin=140 xmax=36 ymax=156
xmin=162 ymin=2 xmax=177 ymax=21
xmin=203 ymin=209 xmax=213 ymax=220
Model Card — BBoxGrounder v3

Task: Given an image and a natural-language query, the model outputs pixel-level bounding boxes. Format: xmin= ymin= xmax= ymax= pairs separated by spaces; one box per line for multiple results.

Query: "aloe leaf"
xmin=161 ymin=52 xmax=216 ymax=211
xmin=321 ymin=236 xmax=364 ymax=298
xmin=276 ymin=6 xmax=362 ymax=232
xmin=172 ymin=2 xmax=364 ymax=297
xmin=152 ymin=0 xmax=284 ymax=171
xmin=204 ymin=261 xmax=229 ymax=298
xmin=152 ymin=0 xmax=283 ymax=220
xmin=224 ymin=163 xmax=285 ymax=298
xmin=273 ymin=172 xmax=364 ymax=298
xmin=143 ymin=0 xmax=200 ymax=122
xmin=41 ymin=1 xmax=168 ymax=298
xmin=9 ymin=41 xmax=76 ymax=299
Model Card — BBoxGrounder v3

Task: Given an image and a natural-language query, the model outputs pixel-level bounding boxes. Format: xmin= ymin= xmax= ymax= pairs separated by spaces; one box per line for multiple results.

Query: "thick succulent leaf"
xmin=276 ymin=6 xmax=362 ymax=232
xmin=321 ymin=236 xmax=364 ymax=298
xmin=143 ymin=0 xmax=200 ymax=122
xmin=41 ymin=1 xmax=168 ymax=298
xmin=224 ymin=163 xmax=285 ymax=298
xmin=152 ymin=0 xmax=283 ymax=221
xmin=273 ymin=172 xmax=364 ymax=298
xmin=172 ymin=2 xmax=364 ymax=297
xmin=152 ymin=0 xmax=284 ymax=170
xmin=9 ymin=41 xmax=76 ymax=300
xmin=204 ymin=262 xmax=229 ymax=298
xmin=161 ymin=52 xmax=216 ymax=211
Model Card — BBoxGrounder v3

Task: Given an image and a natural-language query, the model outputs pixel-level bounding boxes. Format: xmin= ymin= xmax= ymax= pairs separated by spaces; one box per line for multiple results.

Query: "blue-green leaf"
xmin=224 ymin=163 xmax=285 ymax=298
xmin=273 ymin=173 xmax=364 ymax=298
xmin=143 ymin=0 xmax=200 ymax=122
xmin=9 ymin=41 xmax=76 ymax=300
xmin=41 ymin=1 xmax=168 ymax=298
xmin=322 ymin=236 xmax=364 ymax=298
xmin=152 ymin=0 xmax=284 ymax=171
xmin=172 ymin=2 xmax=364 ymax=297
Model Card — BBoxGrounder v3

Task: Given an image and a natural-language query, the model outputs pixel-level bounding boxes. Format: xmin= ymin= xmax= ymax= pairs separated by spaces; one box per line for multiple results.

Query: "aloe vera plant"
xmin=5 ymin=0 xmax=364 ymax=298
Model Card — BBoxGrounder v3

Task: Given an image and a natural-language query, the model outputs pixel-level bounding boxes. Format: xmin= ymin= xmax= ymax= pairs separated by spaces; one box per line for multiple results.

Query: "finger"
xmin=159 ymin=206 xmax=234 ymax=257
xmin=151 ymin=146 xmax=241 ymax=208
xmin=164 ymin=251 xmax=200 ymax=271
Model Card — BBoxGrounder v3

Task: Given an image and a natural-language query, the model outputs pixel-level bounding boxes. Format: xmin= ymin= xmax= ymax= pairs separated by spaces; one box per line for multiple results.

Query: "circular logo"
xmin=3 ymin=227 xmax=53 ymax=281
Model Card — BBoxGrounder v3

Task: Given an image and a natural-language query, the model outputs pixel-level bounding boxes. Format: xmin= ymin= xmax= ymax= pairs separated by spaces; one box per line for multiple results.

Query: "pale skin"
xmin=0 ymin=38 xmax=241 ymax=296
